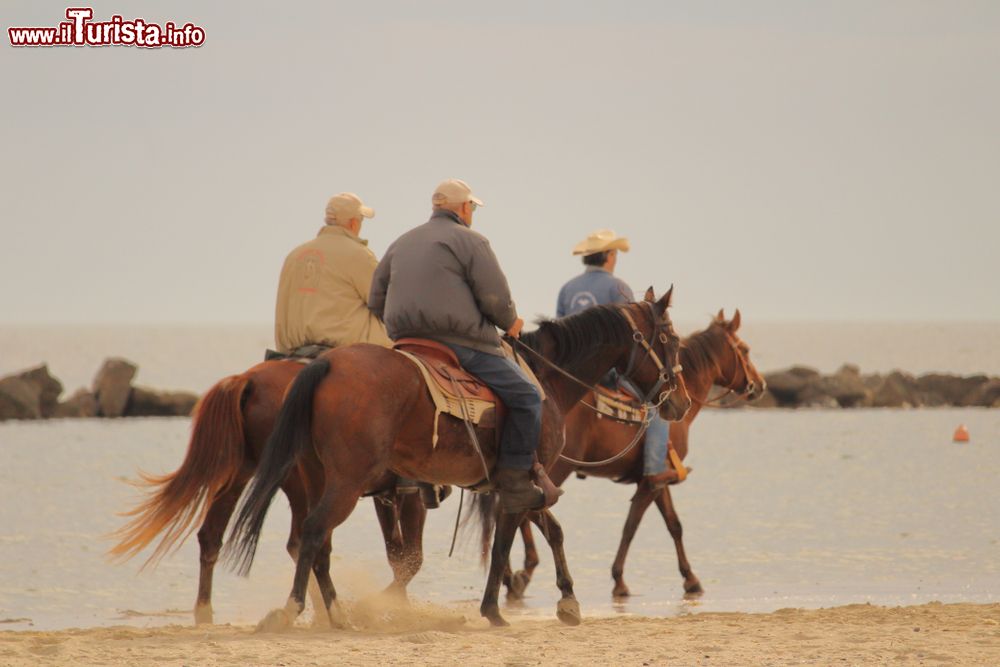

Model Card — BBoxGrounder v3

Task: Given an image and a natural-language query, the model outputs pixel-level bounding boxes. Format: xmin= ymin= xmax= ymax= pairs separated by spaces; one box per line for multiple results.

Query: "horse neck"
xmin=536 ymin=345 xmax=624 ymax=414
xmin=679 ymin=332 xmax=729 ymax=424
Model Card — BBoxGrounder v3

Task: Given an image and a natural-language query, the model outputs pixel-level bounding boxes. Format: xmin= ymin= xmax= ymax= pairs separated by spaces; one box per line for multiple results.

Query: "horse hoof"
xmin=193 ymin=604 xmax=213 ymax=626
xmin=310 ymin=611 xmax=332 ymax=630
xmin=255 ymin=608 xmax=292 ymax=633
xmin=556 ymin=598 xmax=581 ymax=626
xmin=380 ymin=584 xmax=410 ymax=603
xmin=684 ymin=580 xmax=704 ymax=596
xmin=612 ymin=584 xmax=631 ymax=598
xmin=481 ymin=606 xmax=510 ymax=627
xmin=507 ymin=571 xmax=530 ymax=600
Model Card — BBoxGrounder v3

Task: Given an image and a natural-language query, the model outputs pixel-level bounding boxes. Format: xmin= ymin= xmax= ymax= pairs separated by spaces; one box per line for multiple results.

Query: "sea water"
xmin=1 ymin=408 xmax=997 ymax=631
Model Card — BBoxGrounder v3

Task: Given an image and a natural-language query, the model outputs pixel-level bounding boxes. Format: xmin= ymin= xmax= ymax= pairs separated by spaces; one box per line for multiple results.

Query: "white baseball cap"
xmin=325 ymin=192 xmax=374 ymax=224
xmin=432 ymin=179 xmax=484 ymax=207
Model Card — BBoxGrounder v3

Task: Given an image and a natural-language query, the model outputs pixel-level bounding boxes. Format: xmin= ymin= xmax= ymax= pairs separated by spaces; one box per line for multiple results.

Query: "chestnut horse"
xmin=109 ymin=359 xmax=427 ymax=625
xmin=225 ymin=290 xmax=690 ymax=629
xmin=500 ymin=309 xmax=765 ymax=601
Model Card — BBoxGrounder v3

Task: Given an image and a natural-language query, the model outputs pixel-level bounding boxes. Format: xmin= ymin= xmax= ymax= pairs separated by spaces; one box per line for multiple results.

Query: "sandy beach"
xmin=2 ymin=601 xmax=998 ymax=666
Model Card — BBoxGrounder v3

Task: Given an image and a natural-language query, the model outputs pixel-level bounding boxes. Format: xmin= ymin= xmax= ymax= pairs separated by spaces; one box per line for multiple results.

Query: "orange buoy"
xmin=953 ymin=424 xmax=970 ymax=442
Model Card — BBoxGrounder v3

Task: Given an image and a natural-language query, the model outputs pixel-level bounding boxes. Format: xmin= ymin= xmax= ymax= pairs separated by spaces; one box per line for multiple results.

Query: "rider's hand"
xmin=506 ymin=318 xmax=524 ymax=339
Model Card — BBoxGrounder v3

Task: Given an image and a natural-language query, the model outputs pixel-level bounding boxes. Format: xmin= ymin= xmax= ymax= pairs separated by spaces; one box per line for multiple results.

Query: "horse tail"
xmin=468 ymin=491 xmax=498 ymax=570
xmin=108 ymin=373 xmax=251 ymax=568
xmin=226 ymin=357 xmax=331 ymax=576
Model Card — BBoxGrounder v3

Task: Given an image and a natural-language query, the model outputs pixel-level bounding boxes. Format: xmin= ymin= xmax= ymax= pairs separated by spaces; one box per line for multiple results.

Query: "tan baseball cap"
xmin=432 ymin=179 xmax=484 ymax=207
xmin=572 ymin=229 xmax=631 ymax=255
xmin=325 ymin=192 xmax=374 ymax=224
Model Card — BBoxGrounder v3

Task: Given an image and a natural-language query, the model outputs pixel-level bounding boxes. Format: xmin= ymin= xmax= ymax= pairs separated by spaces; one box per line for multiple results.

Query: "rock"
xmin=127 ymin=386 xmax=199 ymax=417
xmin=818 ymin=364 xmax=872 ymax=408
xmin=916 ymin=373 xmax=988 ymax=406
xmin=963 ymin=379 xmax=1000 ymax=408
xmin=92 ymin=358 xmax=137 ymax=417
xmin=872 ymin=371 xmax=920 ymax=408
xmin=53 ymin=388 xmax=99 ymax=418
xmin=0 ymin=376 xmax=41 ymax=420
xmin=16 ymin=364 xmax=63 ymax=417
xmin=763 ymin=366 xmax=822 ymax=407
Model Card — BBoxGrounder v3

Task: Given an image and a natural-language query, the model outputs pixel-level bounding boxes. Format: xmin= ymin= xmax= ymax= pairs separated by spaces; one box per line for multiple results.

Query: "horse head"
xmin=710 ymin=308 xmax=766 ymax=400
xmin=630 ymin=285 xmax=690 ymax=421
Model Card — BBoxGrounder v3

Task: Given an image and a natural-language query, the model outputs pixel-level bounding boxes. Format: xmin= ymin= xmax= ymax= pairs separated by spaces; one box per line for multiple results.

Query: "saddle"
xmin=393 ymin=338 xmax=502 ymax=445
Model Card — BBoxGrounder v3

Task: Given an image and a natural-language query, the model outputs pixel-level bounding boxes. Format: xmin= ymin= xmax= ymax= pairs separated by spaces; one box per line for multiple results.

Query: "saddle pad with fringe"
xmin=394 ymin=348 xmax=497 ymax=447
xmin=594 ymin=387 xmax=647 ymax=423
xmin=393 ymin=338 xmax=545 ymax=448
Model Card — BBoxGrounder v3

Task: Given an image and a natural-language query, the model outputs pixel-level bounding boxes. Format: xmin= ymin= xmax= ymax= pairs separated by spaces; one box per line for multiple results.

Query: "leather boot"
xmin=495 ymin=467 xmax=546 ymax=514
xmin=531 ymin=462 xmax=564 ymax=509
xmin=419 ymin=483 xmax=452 ymax=509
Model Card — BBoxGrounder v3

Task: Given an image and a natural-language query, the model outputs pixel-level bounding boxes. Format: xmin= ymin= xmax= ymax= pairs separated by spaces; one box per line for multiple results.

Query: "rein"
xmin=507 ymin=302 xmax=681 ymax=469
xmin=687 ymin=328 xmax=757 ymax=408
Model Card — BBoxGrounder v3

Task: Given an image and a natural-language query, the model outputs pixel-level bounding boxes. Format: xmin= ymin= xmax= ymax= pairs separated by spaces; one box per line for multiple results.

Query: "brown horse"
xmin=109 ymin=359 xmax=427 ymax=626
xmin=501 ymin=309 xmax=765 ymax=601
xmin=224 ymin=289 xmax=690 ymax=629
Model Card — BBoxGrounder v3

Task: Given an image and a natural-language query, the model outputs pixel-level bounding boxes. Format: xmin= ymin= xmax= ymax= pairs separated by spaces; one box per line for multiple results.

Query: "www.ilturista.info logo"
xmin=8 ymin=7 xmax=205 ymax=48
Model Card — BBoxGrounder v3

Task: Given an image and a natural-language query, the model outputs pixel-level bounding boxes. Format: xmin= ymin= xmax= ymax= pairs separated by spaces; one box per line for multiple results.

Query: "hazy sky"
xmin=2 ymin=0 xmax=998 ymax=325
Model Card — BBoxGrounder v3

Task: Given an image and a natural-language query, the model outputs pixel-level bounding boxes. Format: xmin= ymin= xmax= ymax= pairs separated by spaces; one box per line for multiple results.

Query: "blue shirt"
xmin=556 ymin=267 xmax=634 ymax=317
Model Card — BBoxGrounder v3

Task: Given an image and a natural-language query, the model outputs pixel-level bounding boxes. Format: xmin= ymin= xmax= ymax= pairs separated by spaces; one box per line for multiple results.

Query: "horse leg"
xmin=373 ymin=496 xmax=407 ymax=599
xmin=610 ymin=484 xmax=658 ymax=598
xmin=653 ymin=487 xmax=702 ymax=595
xmin=394 ymin=491 xmax=426 ymax=596
xmin=506 ymin=519 xmax=540 ymax=601
xmin=258 ymin=485 xmax=359 ymax=632
xmin=283 ymin=481 xmax=330 ymax=629
xmin=480 ymin=510 xmax=524 ymax=627
xmin=194 ymin=475 xmax=249 ymax=625
xmin=528 ymin=509 xmax=581 ymax=626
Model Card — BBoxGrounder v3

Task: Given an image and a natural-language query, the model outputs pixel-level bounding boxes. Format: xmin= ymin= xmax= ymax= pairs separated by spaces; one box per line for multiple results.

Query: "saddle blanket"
xmin=593 ymin=387 xmax=647 ymax=423
xmin=394 ymin=339 xmax=545 ymax=448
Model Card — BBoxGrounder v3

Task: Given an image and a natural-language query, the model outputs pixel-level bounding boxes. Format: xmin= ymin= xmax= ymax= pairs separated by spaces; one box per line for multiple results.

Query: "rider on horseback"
xmin=274 ymin=192 xmax=442 ymax=505
xmin=557 ymin=229 xmax=679 ymax=490
xmin=369 ymin=179 xmax=551 ymax=513
xmin=274 ymin=192 xmax=390 ymax=354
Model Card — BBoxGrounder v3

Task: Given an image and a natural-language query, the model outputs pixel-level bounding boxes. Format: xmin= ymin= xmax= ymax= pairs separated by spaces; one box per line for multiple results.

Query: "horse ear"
xmin=730 ymin=309 xmax=742 ymax=332
xmin=657 ymin=284 xmax=674 ymax=309
xmin=643 ymin=286 xmax=655 ymax=303
xmin=716 ymin=308 xmax=725 ymax=323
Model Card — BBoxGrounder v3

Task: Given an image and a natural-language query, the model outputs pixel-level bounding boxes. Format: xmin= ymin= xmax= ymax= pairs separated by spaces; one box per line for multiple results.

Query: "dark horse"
xmin=499 ymin=309 xmax=765 ymax=601
xmin=225 ymin=288 xmax=691 ymax=629
xmin=109 ymin=359 xmax=427 ymax=626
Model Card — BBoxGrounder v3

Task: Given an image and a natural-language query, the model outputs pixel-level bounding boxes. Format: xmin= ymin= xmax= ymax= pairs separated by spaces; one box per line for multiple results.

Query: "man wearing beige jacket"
xmin=274 ymin=192 xmax=391 ymax=354
xmin=274 ymin=192 xmax=447 ymax=506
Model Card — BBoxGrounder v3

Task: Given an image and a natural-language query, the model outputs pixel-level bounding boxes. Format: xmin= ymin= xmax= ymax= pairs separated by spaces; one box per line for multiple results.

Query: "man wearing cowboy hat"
xmin=557 ymin=229 xmax=678 ymax=489
xmin=370 ymin=179 xmax=559 ymax=513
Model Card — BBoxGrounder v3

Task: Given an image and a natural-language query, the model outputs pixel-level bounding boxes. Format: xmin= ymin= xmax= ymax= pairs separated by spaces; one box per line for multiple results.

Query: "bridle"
xmin=618 ymin=302 xmax=683 ymax=408
xmin=690 ymin=327 xmax=757 ymax=408
xmin=507 ymin=301 xmax=682 ymax=413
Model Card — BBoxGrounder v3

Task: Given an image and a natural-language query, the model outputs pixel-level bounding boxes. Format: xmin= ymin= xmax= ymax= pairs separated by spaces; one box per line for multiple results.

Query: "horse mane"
xmin=680 ymin=323 xmax=725 ymax=379
xmin=521 ymin=304 xmax=633 ymax=375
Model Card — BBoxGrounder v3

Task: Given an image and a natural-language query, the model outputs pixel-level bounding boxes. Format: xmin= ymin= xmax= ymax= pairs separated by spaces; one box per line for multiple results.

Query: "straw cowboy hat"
xmin=571 ymin=229 xmax=631 ymax=256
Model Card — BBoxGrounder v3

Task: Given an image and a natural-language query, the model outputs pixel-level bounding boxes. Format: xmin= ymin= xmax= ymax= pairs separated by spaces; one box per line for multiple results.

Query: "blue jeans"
xmin=618 ymin=377 xmax=669 ymax=475
xmin=445 ymin=343 xmax=543 ymax=471
xmin=643 ymin=413 xmax=669 ymax=475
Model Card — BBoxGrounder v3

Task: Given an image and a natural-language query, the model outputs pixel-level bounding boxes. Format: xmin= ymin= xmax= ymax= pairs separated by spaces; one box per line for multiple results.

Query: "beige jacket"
xmin=274 ymin=225 xmax=391 ymax=353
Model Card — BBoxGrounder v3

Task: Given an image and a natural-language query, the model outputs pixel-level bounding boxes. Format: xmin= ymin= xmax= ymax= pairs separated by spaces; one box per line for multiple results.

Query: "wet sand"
xmin=2 ymin=602 xmax=998 ymax=666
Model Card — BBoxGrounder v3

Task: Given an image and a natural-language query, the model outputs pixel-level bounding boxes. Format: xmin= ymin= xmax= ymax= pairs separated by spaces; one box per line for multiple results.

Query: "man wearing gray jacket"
xmin=369 ymin=179 xmax=549 ymax=513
